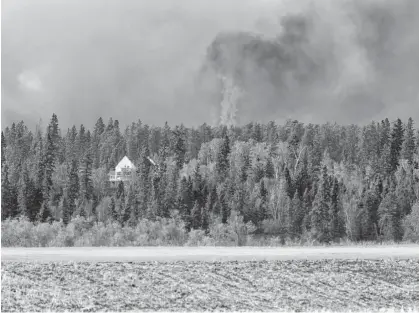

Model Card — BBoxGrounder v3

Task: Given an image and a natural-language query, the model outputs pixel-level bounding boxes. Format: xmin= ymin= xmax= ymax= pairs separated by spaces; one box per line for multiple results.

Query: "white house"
xmin=109 ymin=156 xmax=136 ymax=183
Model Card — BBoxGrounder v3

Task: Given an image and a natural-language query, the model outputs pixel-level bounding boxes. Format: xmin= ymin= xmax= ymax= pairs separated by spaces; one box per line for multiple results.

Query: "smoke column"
xmin=219 ymin=75 xmax=243 ymax=127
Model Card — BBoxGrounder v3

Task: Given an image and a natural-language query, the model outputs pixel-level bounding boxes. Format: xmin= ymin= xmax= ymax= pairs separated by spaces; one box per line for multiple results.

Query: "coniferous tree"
xmin=329 ymin=177 xmax=344 ymax=240
xmin=108 ymin=196 xmax=117 ymax=221
xmin=1 ymin=131 xmax=6 ymax=168
xmin=400 ymin=117 xmax=416 ymax=164
xmin=79 ymin=150 xmax=93 ymax=202
xmin=290 ymin=191 xmax=304 ymax=238
xmin=259 ymin=179 xmax=269 ymax=222
xmin=38 ymin=202 xmax=52 ymax=223
xmin=192 ymin=162 xmax=204 ymax=207
xmin=41 ymin=128 xmax=56 ymax=217
xmin=66 ymin=159 xmax=79 ymax=219
xmin=216 ymin=133 xmax=230 ymax=180
xmin=191 ymin=200 xmax=202 ymax=229
xmin=2 ymin=164 xmax=13 ymax=220
xmin=17 ymin=164 xmax=30 ymax=218
xmin=173 ymin=126 xmax=186 ymax=170
xmin=309 ymin=166 xmax=331 ymax=243
xmin=389 ymin=118 xmax=404 ymax=173
xmin=265 ymin=157 xmax=275 ymax=179
xmin=62 ymin=195 xmax=71 ymax=225
xmin=301 ymin=188 xmax=312 ymax=232
xmin=378 ymin=188 xmax=403 ymax=241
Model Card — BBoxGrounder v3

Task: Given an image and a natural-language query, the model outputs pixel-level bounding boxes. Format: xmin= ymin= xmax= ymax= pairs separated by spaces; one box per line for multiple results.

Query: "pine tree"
xmin=395 ymin=167 xmax=416 ymax=218
xmin=290 ymin=191 xmax=304 ymax=238
xmin=301 ymin=188 xmax=312 ymax=232
xmin=17 ymin=164 xmax=30 ymax=217
xmin=265 ymin=157 xmax=275 ymax=179
xmin=240 ymin=152 xmax=251 ymax=183
xmin=284 ymin=167 xmax=294 ymax=199
xmin=108 ymin=197 xmax=117 ymax=221
xmin=220 ymin=188 xmax=229 ymax=224
xmin=191 ymin=201 xmax=202 ymax=229
xmin=178 ymin=176 xmax=193 ymax=230
xmin=378 ymin=189 xmax=403 ymax=241
xmin=93 ymin=117 xmax=105 ymax=168
xmin=125 ymin=186 xmax=136 ymax=226
xmin=389 ymin=118 xmax=404 ymax=173
xmin=41 ymin=130 xmax=56 ymax=212
xmin=192 ymin=163 xmax=204 ymax=207
xmin=259 ymin=179 xmax=269 ymax=222
xmin=79 ymin=150 xmax=93 ymax=202
xmin=216 ymin=133 xmax=231 ymax=180
xmin=1 ymin=131 xmax=6 ymax=168
xmin=173 ymin=126 xmax=186 ymax=170
xmin=1 ymin=164 xmax=13 ymax=220
xmin=400 ymin=117 xmax=416 ymax=164
xmin=62 ymin=195 xmax=71 ymax=225
xmin=65 ymin=126 xmax=78 ymax=162
xmin=329 ymin=177 xmax=344 ymax=241
xmin=66 ymin=159 xmax=79 ymax=219
xmin=38 ymin=201 xmax=52 ymax=223
xmin=309 ymin=166 xmax=331 ymax=243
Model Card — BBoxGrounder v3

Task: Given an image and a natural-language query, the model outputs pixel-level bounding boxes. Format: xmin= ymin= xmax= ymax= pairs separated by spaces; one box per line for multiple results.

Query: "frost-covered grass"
xmin=2 ymin=259 xmax=418 ymax=312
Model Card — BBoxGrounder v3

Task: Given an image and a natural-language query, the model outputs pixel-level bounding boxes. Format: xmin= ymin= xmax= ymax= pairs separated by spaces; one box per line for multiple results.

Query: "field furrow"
xmin=2 ymin=260 xmax=418 ymax=312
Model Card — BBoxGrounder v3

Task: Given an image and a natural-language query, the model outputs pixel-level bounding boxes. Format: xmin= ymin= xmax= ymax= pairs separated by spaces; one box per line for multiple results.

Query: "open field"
xmin=2 ymin=245 xmax=419 ymax=262
xmin=2 ymin=259 xmax=419 ymax=312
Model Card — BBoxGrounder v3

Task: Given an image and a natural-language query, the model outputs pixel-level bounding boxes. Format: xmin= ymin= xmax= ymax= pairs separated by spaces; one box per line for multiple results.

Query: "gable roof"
xmin=115 ymin=156 xmax=136 ymax=171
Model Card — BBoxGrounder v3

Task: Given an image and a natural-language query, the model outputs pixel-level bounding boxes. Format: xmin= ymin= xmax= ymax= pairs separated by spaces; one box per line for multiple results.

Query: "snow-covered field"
xmin=2 ymin=245 xmax=419 ymax=262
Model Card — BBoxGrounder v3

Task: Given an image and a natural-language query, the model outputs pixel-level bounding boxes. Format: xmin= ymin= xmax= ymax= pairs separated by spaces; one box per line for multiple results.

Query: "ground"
xmin=2 ymin=245 xmax=419 ymax=262
xmin=2 ymin=246 xmax=419 ymax=312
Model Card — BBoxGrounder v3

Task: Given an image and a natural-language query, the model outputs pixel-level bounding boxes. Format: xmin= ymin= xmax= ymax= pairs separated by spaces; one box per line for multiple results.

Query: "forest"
xmin=1 ymin=114 xmax=419 ymax=246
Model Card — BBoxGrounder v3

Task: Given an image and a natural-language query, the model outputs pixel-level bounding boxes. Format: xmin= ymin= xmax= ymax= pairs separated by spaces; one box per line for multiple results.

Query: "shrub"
xmin=186 ymin=229 xmax=213 ymax=246
xmin=403 ymin=202 xmax=419 ymax=242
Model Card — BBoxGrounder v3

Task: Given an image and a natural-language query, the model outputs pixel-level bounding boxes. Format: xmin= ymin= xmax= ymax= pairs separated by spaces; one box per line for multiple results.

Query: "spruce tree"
xmin=79 ymin=150 xmax=93 ymax=202
xmin=108 ymin=197 xmax=117 ymax=221
xmin=259 ymin=179 xmax=269 ymax=222
xmin=389 ymin=118 xmax=404 ymax=173
xmin=290 ymin=191 xmax=304 ymax=238
xmin=191 ymin=200 xmax=202 ymax=229
xmin=216 ymin=133 xmax=231 ymax=180
xmin=62 ymin=195 xmax=71 ymax=225
xmin=1 ymin=131 xmax=6 ymax=168
xmin=173 ymin=126 xmax=186 ymax=170
xmin=265 ymin=157 xmax=275 ymax=179
xmin=378 ymin=189 xmax=403 ymax=241
xmin=309 ymin=166 xmax=331 ymax=243
xmin=1 ymin=164 xmax=12 ymax=220
xmin=329 ymin=177 xmax=344 ymax=241
xmin=400 ymin=117 xmax=416 ymax=164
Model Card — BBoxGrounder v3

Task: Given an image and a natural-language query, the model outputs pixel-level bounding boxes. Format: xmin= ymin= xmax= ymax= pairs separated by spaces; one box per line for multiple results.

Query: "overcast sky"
xmin=2 ymin=0 xmax=419 ymax=130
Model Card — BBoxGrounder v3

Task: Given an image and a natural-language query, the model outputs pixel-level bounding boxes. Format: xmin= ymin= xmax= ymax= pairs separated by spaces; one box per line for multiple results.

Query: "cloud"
xmin=17 ymin=71 xmax=43 ymax=91
xmin=2 ymin=0 xmax=419 ymax=130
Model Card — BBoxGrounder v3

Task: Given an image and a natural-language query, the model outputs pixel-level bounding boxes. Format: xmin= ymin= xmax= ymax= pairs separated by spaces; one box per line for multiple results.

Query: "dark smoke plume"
xmin=200 ymin=0 xmax=419 ymax=125
xmin=2 ymin=0 xmax=419 ymax=129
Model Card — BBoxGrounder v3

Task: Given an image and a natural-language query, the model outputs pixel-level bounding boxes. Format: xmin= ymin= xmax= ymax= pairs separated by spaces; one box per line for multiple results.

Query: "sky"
xmin=2 ymin=0 xmax=419 ymax=130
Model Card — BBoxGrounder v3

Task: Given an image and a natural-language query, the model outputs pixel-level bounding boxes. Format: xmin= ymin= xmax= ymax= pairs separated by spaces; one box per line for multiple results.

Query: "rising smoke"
xmin=2 ymin=0 xmax=419 ymax=129
xmin=201 ymin=0 xmax=419 ymax=126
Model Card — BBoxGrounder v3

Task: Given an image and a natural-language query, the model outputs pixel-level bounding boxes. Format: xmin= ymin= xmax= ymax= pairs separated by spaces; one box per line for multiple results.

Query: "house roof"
xmin=115 ymin=156 xmax=136 ymax=171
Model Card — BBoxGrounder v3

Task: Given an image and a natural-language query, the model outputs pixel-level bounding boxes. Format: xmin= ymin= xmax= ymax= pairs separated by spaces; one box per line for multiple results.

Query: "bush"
xmin=186 ymin=229 xmax=213 ymax=246
xmin=403 ymin=202 xmax=419 ymax=242
xmin=207 ymin=211 xmax=256 ymax=246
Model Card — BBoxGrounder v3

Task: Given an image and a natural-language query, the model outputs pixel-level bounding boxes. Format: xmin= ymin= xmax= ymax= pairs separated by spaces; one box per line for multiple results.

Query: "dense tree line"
xmin=2 ymin=115 xmax=419 ymax=243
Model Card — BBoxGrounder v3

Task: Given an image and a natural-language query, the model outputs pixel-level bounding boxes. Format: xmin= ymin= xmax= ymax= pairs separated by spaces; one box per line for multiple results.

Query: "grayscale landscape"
xmin=2 ymin=0 xmax=419 ymax=312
